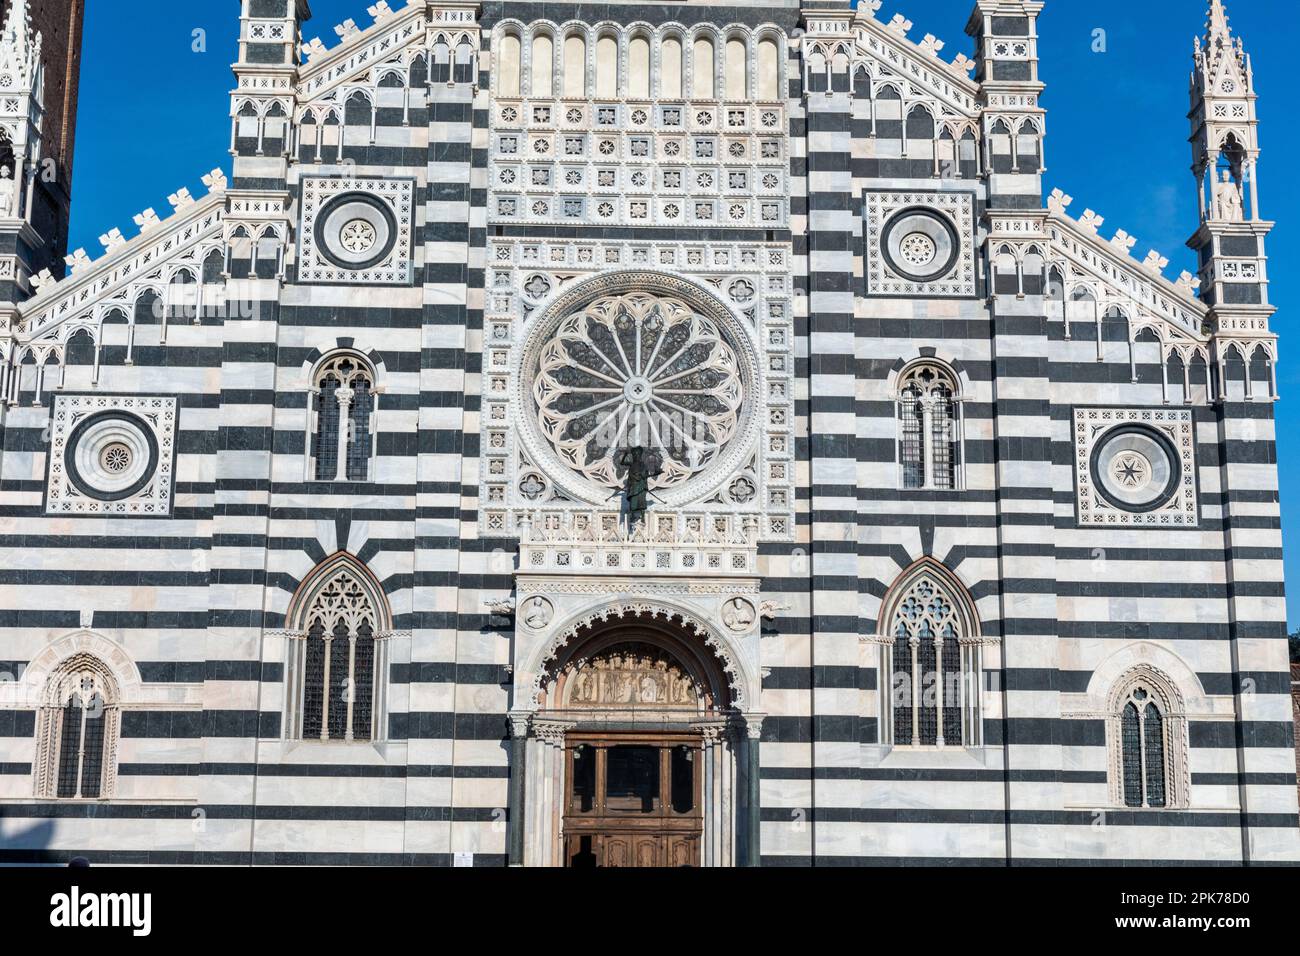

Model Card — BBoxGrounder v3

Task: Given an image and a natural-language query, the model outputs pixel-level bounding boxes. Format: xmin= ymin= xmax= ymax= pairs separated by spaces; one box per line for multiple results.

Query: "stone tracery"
xmin=532 ymin=291 xmax=743 ymax=491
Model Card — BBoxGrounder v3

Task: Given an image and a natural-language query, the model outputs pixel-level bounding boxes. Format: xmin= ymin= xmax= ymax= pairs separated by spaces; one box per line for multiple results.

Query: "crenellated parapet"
xmin=296 ymin=1 xmax=479 ymax=102
xmin=801 ymin=1 xmax=979 ymax=119
xmin=0 ymin=168 xmax=228 ymax=381
xmin=1045 ymin=187 xmax=1205 ymax=334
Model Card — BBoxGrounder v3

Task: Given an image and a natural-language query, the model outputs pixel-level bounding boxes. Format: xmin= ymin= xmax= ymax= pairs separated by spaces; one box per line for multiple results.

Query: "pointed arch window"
xmin=35 ymin=656 xmax=120 ymax=799
xmin=897 ymin=362 xmax=962 ymax=490
xmin=285 ymin=555 xmax=394 ymax=742
xmin=1109 ymin=670 xmax=1187 ymax=809
xmin=311 ymin=352 xmax=376 ymax=482
xmin=879 ymin=565 xmax=983 ymax=748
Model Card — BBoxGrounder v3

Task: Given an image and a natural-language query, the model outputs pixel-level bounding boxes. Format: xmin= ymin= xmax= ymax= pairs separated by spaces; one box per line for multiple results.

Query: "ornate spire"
xmin=0 ymin=0 xmax=40 ymax=88
xmin=2 ymin=0 xmax=30 ymax=40
xmin=1197 ymin=0 xmax=1245 ymax=78
xmin=1205 ymin=0 xmax=1231 ymax=41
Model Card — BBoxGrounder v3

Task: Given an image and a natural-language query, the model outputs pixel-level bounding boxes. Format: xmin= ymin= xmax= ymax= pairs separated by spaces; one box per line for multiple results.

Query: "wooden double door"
xmin=562 ymin=732 xmax=703 ymax=868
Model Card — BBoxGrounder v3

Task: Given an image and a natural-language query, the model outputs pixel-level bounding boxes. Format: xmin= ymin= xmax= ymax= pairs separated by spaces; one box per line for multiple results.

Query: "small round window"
xmin=65 ymin=412 xmax=159 ymax=501
xmin=314 ymin=193 xmax=398 ymax=270
xmin=1089 ymin=425 xmax=1181 ymax=513
xmin=881 ymin=207 xmax=960 ymax=282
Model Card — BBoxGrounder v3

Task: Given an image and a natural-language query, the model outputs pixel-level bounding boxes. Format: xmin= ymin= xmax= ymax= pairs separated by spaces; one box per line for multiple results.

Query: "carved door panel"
xmin=632 ymin=836 xmax=660 ymax=868
xmin=603 ymin=835 xmax=634 ymax=868
xmin=665 ymin=835 xmax=697 ymax=868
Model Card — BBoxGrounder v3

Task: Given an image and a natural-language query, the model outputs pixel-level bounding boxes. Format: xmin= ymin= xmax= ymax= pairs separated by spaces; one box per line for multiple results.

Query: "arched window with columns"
xmin=896 ymin=361 xmax=962 ymax=491
xmin=34 ymin=655 xmax=120 ymax=799
xmin=1108 ymin=668 xmax=1187 ymax=809
xmin=284 ymin=554 xmax=394 ymax=742
xmin=878 ymin=562 xmax=984 ymax=749
xmin=310 ymin=352 xmax=376 ymax=482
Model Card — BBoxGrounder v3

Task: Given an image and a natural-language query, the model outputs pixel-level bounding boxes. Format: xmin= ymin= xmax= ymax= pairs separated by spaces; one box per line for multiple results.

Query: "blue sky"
xmin=69 ymin=0 xmax=1300 ymax=625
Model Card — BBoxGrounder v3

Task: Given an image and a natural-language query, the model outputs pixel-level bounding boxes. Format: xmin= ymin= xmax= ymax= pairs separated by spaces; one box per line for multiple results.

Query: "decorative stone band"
xmin=509 ymin=711 xmax=751 ymax=745
xmin=518 ymin=509 xmax=758 ymax=578
xmin=265 ymin=628 xmax=409 ymax=642
xmin=859 ymin=633 xmax=1000 ymax=647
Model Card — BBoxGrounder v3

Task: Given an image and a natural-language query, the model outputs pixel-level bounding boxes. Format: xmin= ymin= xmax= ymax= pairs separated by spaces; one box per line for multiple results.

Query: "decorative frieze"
xmin=518 ymin=510 xmax=759 ymax=579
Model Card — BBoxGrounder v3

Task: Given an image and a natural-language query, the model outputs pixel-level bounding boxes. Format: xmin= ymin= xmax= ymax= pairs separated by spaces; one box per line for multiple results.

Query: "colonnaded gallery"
xmin=0 ymin=0 xmax=1295 ymax=866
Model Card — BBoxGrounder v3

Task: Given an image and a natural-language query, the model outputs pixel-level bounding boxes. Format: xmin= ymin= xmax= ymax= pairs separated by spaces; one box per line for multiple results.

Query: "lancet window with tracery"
xmin=291 ymin=565 xmax=388 ymax=742
xmin=1108 ymin=670 xmax=1187 ymax=809
xmin=897 ymin=363 xmax=961 ymax=491
xmin=880 ymin=568 xmax=982 ymax=748
xmin=311 ymin=353 xmax=376 ymax=483
xmin=35 ymin=655 xmax=120 ymax=799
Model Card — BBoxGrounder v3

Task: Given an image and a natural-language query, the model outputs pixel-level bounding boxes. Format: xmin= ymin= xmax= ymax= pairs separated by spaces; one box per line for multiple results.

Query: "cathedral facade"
xmin=0 ymin=0 xmax=1296 ymax=866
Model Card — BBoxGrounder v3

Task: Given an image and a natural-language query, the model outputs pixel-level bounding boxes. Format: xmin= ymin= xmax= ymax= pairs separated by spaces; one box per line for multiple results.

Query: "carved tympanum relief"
xmin=561 ymin=642 xmax=701 ymax=710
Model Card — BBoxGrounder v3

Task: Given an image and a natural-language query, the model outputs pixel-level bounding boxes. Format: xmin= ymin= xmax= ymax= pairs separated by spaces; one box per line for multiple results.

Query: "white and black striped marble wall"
xmin=0 ymin=0 xmax=1294 ymax=865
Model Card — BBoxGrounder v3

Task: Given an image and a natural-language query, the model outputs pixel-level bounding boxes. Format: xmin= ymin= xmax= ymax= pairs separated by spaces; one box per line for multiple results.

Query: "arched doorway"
xmin=515 ymin=610 xmax=752 ymax=867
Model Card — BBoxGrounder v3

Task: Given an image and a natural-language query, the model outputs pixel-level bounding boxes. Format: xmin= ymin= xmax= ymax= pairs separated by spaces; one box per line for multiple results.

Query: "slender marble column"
xmin=745 ymin=717 xmax=763 ymax=866
xmin=507 ymin=713 xmax=529 ymax=866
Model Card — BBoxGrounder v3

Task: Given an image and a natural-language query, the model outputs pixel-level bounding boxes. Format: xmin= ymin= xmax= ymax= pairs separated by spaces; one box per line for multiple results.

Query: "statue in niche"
xmin=1213 ymin=169 xmax=1243 ymax=222
xmin=0 ymin=166 xmax=12 ymax=218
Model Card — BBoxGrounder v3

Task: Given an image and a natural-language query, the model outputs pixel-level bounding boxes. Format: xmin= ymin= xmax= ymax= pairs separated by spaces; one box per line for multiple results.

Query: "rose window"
xmin=99 ymin=442 xmax=133 ymax=474
xmin=1108 ymin=451 xmax=1151 ymax=491
xmin=531 ymin=291 xmax=744 ymax=492
xmin=900 ymin=232 xmax=936 ymax=268
xmin=339 ymin=219 xmax=378 ymax=254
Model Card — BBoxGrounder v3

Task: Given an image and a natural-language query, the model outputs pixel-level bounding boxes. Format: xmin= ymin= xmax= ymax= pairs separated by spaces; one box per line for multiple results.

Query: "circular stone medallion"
xmin=881 ymin=207 xmax=960 ymax=282
xmin=338 ymin=218 xmax=378 ymax=254
xmin=66 ymin=412 xmax=159 ymax=501
xmin=1090 ymin=425 xmax=1180 ymax=512
xmin=314 ymin=193 xmax=398 ymax=270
